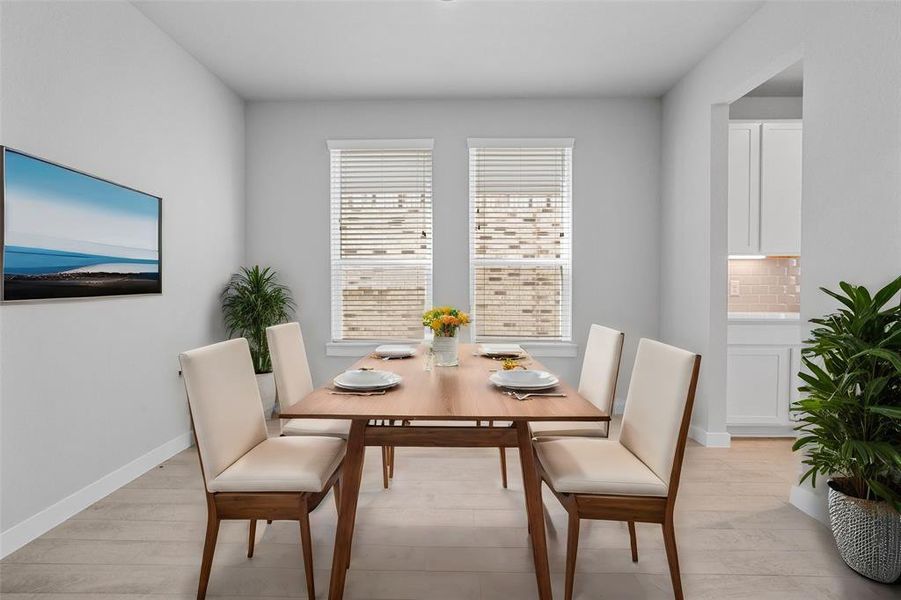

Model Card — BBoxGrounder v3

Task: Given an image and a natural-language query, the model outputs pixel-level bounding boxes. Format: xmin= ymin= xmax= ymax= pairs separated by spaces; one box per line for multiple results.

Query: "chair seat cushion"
xmin=529 ymin=420 xmax=608 ymax=439
xmin=535 ymin=438 xmax=667 ymax=496
xmin=282 ymin=418 xmax=351 ymax=438
xmin=208 ymin=436 xmax=345 ymax=493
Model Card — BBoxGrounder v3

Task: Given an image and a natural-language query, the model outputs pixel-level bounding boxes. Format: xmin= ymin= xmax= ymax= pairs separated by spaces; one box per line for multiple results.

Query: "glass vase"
xmin=432 ymin=333 xmax=459 ymax=367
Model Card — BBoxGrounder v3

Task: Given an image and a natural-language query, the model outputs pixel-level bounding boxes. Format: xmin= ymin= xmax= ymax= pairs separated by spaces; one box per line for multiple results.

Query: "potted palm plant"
xmin=792 ymin=276 xmax=901 ymax=583
xmin=222 ymin=265 xmax=295 ymax=417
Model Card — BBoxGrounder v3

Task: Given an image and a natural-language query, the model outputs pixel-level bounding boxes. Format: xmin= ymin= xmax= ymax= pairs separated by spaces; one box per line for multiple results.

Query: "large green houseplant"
xmin=791 ymin=276 xmax=901 ymax=582
xmin=222 ymin=266 xmax=295 ymax=414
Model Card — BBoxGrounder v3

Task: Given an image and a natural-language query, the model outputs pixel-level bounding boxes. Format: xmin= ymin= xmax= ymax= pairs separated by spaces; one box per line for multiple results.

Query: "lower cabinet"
xmin=727 ymin=321 xmax=801 ymax=436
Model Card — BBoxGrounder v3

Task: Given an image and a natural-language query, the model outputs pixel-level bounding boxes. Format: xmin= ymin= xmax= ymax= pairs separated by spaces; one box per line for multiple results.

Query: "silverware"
xmin=503 ymin=391 xmax=567 ymax=401
xmin=329 ymin=390 xmax=387 ymax=396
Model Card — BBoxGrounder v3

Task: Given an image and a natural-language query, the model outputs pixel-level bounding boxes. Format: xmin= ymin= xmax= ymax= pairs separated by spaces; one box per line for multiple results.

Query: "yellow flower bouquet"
xmin=422 ymin=306 xmax=470 ymax=337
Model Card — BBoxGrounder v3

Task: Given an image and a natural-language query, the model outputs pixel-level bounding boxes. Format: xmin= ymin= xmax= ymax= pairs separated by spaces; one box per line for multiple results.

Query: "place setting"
xmin=330 ymin=367 xmax=402 ymax=396
xmin=488 ymin=367 xmax=567 ymax=400
xmin=370 ymin=344 xmax=417 ymax=360
xmin=476 ymin=343 xmax=530 ymax=360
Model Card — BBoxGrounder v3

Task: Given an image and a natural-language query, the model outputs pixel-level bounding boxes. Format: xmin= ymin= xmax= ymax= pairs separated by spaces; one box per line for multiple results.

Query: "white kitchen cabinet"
xmin=727 ymin=320 xmax=801 ymax=436
xmin=760 ymin=122 xmax=802 ymax=255
xmin=728 ymin=123 xmax=761 ymax=254
xmin=727 ymin=120 xmax=802 ymax=256
xmin=727 ymin=345 xmax=791 ymax=427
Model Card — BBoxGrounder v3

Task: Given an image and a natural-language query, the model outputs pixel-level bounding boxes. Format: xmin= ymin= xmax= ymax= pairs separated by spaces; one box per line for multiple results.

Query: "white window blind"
xmin=469 ymin=139 xmax=573 ymax=341
xmin=329 ymin=140 xmax=433 ymax=341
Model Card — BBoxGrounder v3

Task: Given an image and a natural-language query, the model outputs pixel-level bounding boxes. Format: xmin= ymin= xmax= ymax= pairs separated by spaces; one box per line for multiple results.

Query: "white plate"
xmin=333 ymin=369 xmax=402 ymax=390
xmin=489 ymin=369 xmax=559 ymax=390
xmin=374 ymin=344 xmax=416 ymax=358
xmin=478 ymin=343 xmax=526 ymax=358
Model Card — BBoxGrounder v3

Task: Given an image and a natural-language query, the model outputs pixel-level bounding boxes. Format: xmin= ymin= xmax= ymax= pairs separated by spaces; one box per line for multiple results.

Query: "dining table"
xmin=280 ymin=343 xmax=610 ymax=600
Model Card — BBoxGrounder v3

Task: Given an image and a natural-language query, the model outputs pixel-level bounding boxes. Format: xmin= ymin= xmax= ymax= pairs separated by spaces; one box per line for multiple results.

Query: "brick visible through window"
xmin=329 ymin=141 xmax=432 ymax=341
xmin=469 ymin=141 xmax=573 ymax=341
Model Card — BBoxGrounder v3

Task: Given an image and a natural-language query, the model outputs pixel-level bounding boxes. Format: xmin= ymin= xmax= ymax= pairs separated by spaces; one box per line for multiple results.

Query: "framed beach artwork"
xmin=0 ymin=147 xmax=162 ymax=301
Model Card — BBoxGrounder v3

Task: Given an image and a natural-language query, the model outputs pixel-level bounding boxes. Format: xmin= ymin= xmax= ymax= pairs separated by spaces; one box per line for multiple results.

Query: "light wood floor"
xmin=2 ymin=422 xmax=896 ymax=599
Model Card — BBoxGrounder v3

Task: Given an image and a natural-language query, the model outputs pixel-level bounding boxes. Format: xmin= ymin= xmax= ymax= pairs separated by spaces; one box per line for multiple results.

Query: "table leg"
xmin=516 ymin=421 xmax=553 ymax=600
xmin=328 ymin=419 xmax=367 ymax=600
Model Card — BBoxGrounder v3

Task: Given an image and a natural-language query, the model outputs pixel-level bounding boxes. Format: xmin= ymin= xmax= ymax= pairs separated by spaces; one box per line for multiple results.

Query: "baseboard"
xmin=0 ymin=430 xmax=193 ymax=558
xmin=790 ymin=483 xmax=829 ymax=524
xmin=728 ymin=424 xmax=797 ymax=437
xmin=688 ymin=425 xmax=732 ymax=447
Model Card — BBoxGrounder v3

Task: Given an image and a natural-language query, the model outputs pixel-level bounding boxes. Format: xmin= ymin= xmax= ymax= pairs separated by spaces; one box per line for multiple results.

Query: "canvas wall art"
xmin=1 ymin=147 xmax=161 ymax=301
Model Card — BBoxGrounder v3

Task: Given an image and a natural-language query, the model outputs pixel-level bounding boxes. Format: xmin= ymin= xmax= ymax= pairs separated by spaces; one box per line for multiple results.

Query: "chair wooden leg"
xmin=628 ymin=521 xmax=638 ymax=562
xmin=299 ymin=506 xmax=315 ymax=600
xmin=381 ymin=446 xmax=390 ymax=489
xmin=388 ymin=446 xmax=396 ymax=479
xmin=564 ymin=511 xmax=580 ymax=600
xmin=662 ymin=515 xmax=683 ymax=600
xmin=247 ymin=520 xmax=257 ymax=558
xmin=333 ymin=479 xmax=341 ymax=511
xmin=197 ymin=496 xmax=220 ymax=600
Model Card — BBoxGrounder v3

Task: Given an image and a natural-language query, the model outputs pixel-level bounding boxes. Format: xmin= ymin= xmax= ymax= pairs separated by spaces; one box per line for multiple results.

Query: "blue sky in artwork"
xmin=3 ymin=149 xmax=160 ymax=275
xmin=5 ymin=150 xmax=158 ymax=219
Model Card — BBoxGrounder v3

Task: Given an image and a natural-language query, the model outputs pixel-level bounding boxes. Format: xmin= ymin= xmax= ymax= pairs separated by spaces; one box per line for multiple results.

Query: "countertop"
xmin=728 ymin=311 xmax=801 ymax=323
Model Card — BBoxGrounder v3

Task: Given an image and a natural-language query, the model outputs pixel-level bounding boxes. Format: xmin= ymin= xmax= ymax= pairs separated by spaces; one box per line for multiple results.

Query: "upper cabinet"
xmin=728 ymin=121 xmax=802 ymax=255
xmin=728 ymin=123 xmax=761 ymax=254
xmin=760 ymin=123 xmax=802 ymax=255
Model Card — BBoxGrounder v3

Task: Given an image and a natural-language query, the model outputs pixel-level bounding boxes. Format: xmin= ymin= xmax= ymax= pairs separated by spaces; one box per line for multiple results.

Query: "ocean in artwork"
xmin=2 ymin=149 xmax=161 ymax=300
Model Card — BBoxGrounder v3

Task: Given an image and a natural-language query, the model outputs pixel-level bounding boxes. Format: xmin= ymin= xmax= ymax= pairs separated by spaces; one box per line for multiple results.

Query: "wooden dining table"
xmin=280 ymin=343 xmax=610 ymax=600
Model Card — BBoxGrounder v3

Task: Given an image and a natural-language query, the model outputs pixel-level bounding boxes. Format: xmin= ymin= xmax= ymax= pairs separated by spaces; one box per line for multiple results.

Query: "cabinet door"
xmin=760 ymin=122 xmax=802 ymax=255
xmin=728 ymin=123 xmax=761 ymax=254
xmin=727 ymin=345 xmax=791 ymax=426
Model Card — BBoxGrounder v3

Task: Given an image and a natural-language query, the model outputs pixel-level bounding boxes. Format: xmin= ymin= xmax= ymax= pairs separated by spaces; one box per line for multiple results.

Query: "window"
xmin=329 ymin=139 xmax=432 ymax=341
xmin=469 ymin=138 xmax=573 ymax=341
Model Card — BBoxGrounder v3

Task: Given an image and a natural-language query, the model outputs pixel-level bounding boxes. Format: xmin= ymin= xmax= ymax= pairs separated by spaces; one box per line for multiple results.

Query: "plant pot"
xmin=827 ymin=479 xmax=901 ymax=583
xmin=432 ymin=333 xmax=459 ymax=367
xmin=255 ymin=372 xmax=277 ymax=419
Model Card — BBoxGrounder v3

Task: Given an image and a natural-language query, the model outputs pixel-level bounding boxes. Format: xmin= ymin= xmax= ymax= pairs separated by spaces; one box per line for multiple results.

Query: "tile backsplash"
xmin=728 ymin=257 xmax=800 ymax=313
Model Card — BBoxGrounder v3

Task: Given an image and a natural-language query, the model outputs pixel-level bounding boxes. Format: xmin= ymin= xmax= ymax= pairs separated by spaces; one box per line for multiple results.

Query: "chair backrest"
xmin=179 ymin=338 xmax=268 ymax=488
xmin=619 ymin=338 xmax=701 ymax=488
xmin=577 ymin=325 xmax=625 ymax=426
xmin=266 ymin=322 xmax=314 ymax=413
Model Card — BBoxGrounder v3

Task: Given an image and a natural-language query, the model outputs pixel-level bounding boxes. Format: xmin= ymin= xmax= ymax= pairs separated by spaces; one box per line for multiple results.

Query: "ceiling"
xmin=134 ymin=0 xmax=763 ymax=101
xmin=745 ymin=60 xmax=804 ymax=97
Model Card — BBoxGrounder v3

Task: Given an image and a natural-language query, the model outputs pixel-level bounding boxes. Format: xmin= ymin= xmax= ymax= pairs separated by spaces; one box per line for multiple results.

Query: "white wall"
xmin=0 ymin=1 xmax=245 ymax=553
xmin=660 ymin=1 xmax=901 ymax=513
xmin=246 ymin=99 xmax=661 ymax=393
xmin=729 ymin=96 xmax=802 ymax=120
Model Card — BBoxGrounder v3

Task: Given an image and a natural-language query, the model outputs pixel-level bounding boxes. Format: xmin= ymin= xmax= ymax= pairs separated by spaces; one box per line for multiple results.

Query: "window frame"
xmin=328 ymin=139 xmax=434 ymax=345
xmin=467 ymin=138 xmax=574 ymax=344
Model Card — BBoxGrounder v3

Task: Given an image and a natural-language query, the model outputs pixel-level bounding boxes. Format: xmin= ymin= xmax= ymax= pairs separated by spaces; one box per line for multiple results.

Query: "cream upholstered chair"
xmin=534 ymin=338 xmax=701 ymax=600
xmin=267 ymin=322 xmax=392 ymax=488
xmin=493 ymin=325 xmax=625 ymax=487
xmin=180 ymin=338 xmax=345 ymax=600
xmin=267 ymin=322 xmax=350 ymax=437
xmin=529 ymin=323 xmax=624 ymax=439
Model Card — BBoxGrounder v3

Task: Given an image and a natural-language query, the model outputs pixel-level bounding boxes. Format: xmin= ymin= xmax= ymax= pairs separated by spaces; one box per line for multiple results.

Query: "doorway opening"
xmin=724 ymin=60 xmax=804 ymax=438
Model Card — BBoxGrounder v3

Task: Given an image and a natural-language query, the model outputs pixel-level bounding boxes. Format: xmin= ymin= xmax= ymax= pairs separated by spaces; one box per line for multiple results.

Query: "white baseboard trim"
xmin=728 ymin=424 xmax=797 ymax=437
xmin=688 ymin=425 xmax=732 ymax=447
xmin=0 ymin=430 xmax=193 ymax=558
xmin=789 ymin=484 xmax=829 ymax=524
